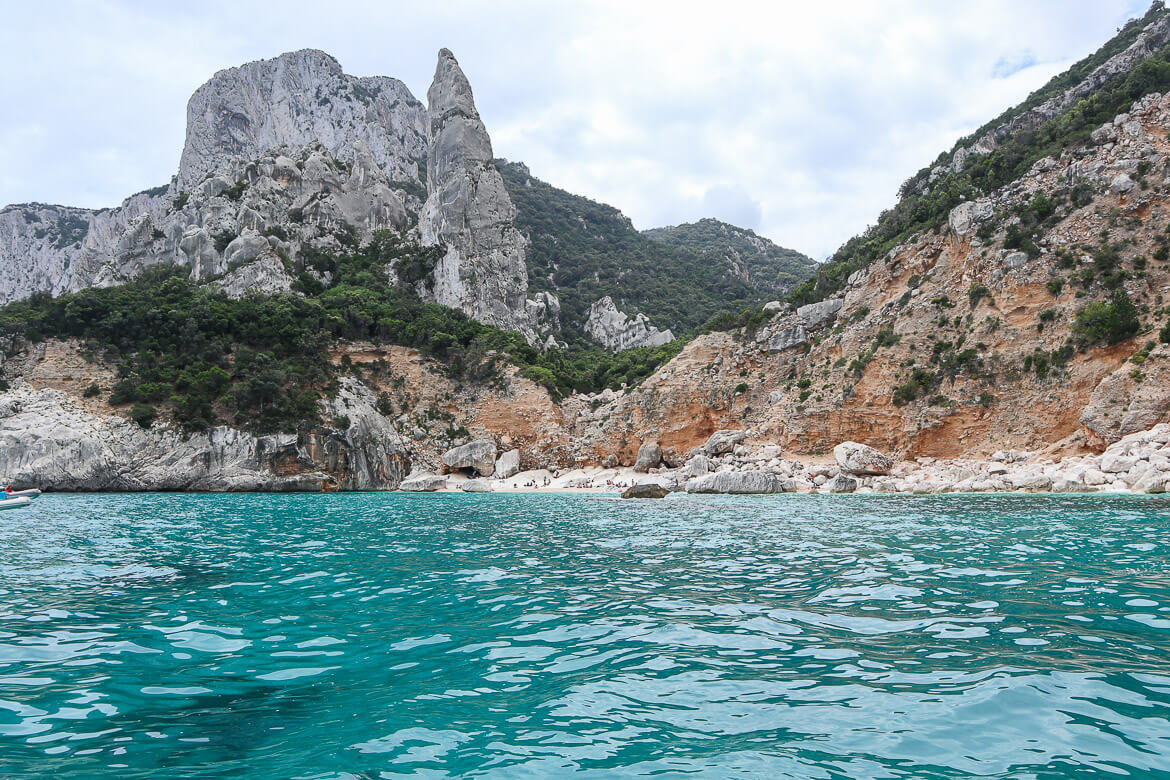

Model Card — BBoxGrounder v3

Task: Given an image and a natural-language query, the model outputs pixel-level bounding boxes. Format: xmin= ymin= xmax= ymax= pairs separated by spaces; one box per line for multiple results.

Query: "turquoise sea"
xmin=0 ymin=492 xmax=1168 ymax=778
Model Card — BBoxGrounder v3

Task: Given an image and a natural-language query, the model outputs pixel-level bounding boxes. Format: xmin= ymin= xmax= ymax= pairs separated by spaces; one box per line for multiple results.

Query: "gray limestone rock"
xmin=494 ymin=448 xmax=521 ymax=479
xmin=948 ymin=200 xmax=994 ymax=235
xmin=400 ymin=474 xmax=447 ymax=491
xmin=214 ymin=249 xmax=297 ymax=299
xmin=460 ymin=479 xmax=492 ymax=492
xmin=177 ymin=50 xmax=425 ymax=190
xmin=834 ymin=441 xmax=893 ymax=476
xmin=1110 ymin=173 xmax=1136 ymax=193
xmin=0 ymin=380 xmax=409 ymax=491
xmin=703 ymin=429 xmax=747 ymax=456
xmin=1003 ymin=251 xmax=1030 ymax=270
xmin=418 ymin=49 xmax=538 ymax=339
xmin=824 ymin=473 xmax=858 ymax=493
xmin=442 ymin=439 xmax=498 ymax=476
xmin=633 ymin=440 xmax=662 ymax=473
xmin=797 ymin=298 xmax=843 ymax=329
xmin=765 ymin=319 xmax=807 ymax=352
xmin=585 ymin=296 xmax=674 ymax=352
xmin=678 ymin=454 xmax=711 ymax=478
xmin=685 ymin=471 xmax=788 ymax=494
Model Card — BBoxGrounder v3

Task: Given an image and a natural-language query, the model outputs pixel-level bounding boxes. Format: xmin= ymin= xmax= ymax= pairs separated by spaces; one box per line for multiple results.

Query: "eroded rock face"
xmin=0 ymin=381 xmax=409 ymax=491
xmin=419 ymin=49 xmax=539 ymax=338
xmin=702 ymin=429 xmax=747 ymax=456
xmin=949 ymin=200 xmax=994 ymax=235
xmin=633 ymin=440 xmax=661 ymax=472
xmin=834 ymin=441 xmax=893 ymax=476
xmin=214 ymin=249 xmax=297 ymax=299
xmin=400 ymin=474 xmax=446 ymax=491
xmin=441 ymin=439 xmax=497 ymax=476
xmin=178 ymin=49 xmax=425 ymax=190
xmin=495 ymin=448 xmax=521 ymax=479
xmin=1081 ymin=345 xmax=1170 ymax=443
xmin=797 ymin=299 xmax=842 ymax=329
xmin=584 ymin=296 xmax=674 ymax=352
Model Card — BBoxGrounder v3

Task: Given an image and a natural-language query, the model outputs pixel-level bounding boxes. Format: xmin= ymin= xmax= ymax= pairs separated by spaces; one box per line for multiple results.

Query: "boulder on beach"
xmin=442 ymin=440 xmax=497 ymax=476
xmin=702 ymin=429 xmax=747 ymax=456
xmin=685 ymin=471 xmax=788 ymax=494
xmin=633 ymin=441 xmax=662 ymax=473
xmin=460 ymin=479 xmax=492 ymax=492
xmin=400 ymin=474 xmax=447 ymax=492
xmin=495 ymin=449 xmax=521 ymax=479
xmin=679 ymin=454 xmax=711 ymax=478
xmin=833 ymin=441 xmax=893 ymax=476
xmin=824 ymin=473 xmax=858 ymax=493
xmin=621 ymin=483 xmax=670 ymax=499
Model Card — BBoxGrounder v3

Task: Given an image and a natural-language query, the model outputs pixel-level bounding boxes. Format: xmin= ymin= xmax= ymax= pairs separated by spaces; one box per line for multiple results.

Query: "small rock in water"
xmin=621 ymin=483 xmax=669 ymax=499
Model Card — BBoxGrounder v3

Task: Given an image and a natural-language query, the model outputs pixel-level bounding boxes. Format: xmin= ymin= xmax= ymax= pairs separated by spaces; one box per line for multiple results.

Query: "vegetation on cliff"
xmin=498 ymin=161 xmax=813 ymax=340
xmin=0 ymin=235 xmax=682 ymax=434
xmin=788 ymin=3 xmax=1170 ymax=308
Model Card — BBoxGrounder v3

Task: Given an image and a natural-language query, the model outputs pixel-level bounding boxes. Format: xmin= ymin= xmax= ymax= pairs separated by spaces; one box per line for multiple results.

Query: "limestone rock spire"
xmin=418 ymin=48 xmax=538 ymax=339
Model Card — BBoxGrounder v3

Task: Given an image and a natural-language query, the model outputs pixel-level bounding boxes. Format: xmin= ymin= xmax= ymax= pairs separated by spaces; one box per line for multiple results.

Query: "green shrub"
xmin=968 ymin=283 xmax=991 ymax=306
xmin=130 ymin=403 xmax=158 ymax=428
xmin=83 ymin=382 xmax=101 ymax=398
xmin=1073 ymin=289 xmax=1140 ymax=347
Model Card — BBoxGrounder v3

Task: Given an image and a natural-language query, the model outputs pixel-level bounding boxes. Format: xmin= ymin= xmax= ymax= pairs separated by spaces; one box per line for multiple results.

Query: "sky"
xmin=0 ymin=0 xmax=1154 ymax=259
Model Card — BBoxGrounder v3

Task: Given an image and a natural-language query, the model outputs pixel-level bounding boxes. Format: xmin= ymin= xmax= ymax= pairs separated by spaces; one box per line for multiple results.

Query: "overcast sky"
xmin=0 ymin=0 xmax=1153 ymax=259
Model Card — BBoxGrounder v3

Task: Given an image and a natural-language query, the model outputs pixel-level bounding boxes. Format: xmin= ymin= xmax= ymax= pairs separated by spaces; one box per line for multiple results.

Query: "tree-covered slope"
xmin=789 ymin=1 xmax=1170 ymax=308
xmin=498 ymin=161 xmax=809 ymax=339
xmin=642 ymin=218 xmax=816 ymax=299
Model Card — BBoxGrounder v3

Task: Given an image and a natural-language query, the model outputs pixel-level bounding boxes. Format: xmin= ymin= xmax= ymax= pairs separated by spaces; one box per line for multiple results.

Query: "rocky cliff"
xmin=0 ymin=375 xmax=409 ymax=491
xmin=0 ymin=49 xmax=558 ymax=342
xmin=177 ymin=49 xmax=426 ymax=190
xmin=418 ymin=49 xmax=550 ymax=341
xmin=585 ymin=296 xmax=674 ymax=351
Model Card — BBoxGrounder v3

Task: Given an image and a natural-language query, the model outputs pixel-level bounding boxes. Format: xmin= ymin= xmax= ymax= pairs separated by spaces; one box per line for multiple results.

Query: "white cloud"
xmin=0 ymin=0 xmax=1153 ymax=258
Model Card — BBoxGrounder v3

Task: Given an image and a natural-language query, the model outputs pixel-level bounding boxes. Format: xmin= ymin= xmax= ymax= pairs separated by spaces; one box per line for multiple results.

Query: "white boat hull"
xmin=0 ymin=497 xmax=31 ymax=510
xmin=6 ymin=489 xmax=40 ymax=499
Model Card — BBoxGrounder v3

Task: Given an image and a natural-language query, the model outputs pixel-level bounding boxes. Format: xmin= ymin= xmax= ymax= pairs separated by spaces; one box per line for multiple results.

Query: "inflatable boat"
xmin=6 ymin=489 xmax=40 ymax=499
xmin=0 ymin=496 xmax=31 ymax=511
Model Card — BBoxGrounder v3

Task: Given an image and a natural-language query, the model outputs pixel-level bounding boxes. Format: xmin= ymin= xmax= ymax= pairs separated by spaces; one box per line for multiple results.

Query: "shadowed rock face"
xmin=418 ymin=49 xmax=537 ymax=339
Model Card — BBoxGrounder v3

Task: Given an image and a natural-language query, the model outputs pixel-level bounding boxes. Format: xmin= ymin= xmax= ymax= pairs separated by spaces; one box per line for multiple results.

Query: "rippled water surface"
xmin=1 ymin=492 xmax=1169 ymax=778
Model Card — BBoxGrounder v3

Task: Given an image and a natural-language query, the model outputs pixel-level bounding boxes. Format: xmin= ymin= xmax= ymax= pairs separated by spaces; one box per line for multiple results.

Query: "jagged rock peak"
xmin=419 ymin=49 xmax=543 ymax=339
xmin=585 ymin=296 xmax=674 ymax=352
xmin=177 ymin=49 xmax=426 ymax=190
